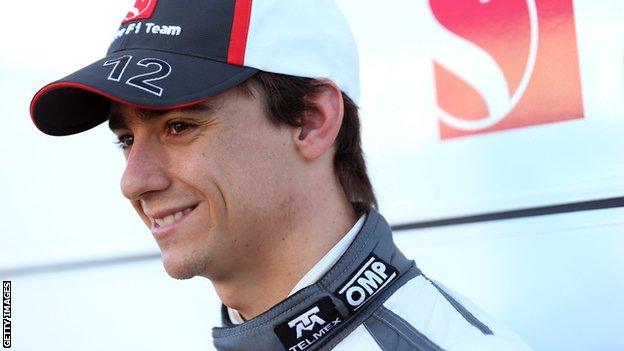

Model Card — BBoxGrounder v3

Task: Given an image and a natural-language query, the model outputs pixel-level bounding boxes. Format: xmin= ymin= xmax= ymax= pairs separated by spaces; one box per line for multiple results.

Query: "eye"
xmin=114 ymin=134 xmax=134 ymax=149
xmin=167 ymin=121 xmax=195 ymax=135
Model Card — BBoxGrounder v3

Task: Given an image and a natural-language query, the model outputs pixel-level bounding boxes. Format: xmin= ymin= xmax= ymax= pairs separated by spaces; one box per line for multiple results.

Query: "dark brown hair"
xmin=240 ymin=71 xmax=377 ymax=216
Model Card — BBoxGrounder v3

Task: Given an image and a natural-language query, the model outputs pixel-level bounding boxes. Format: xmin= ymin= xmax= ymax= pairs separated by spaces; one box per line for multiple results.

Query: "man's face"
xmin=110 ymin=86 xmax=300 ymax=280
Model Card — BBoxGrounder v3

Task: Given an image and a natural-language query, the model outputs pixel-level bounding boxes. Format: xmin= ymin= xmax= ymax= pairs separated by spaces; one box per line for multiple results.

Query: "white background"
xmin=1 ymin=0 xmax=623 ymax=350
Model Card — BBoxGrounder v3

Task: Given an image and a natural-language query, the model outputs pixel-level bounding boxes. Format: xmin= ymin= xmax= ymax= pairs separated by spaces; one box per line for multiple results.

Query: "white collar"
xmin=227 ymin=214 xmax=366 ymax=325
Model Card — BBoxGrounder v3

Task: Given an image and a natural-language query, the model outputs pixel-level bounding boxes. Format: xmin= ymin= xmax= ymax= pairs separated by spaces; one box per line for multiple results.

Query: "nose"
xmin=120 ymin=136 xmax=170 ymax=201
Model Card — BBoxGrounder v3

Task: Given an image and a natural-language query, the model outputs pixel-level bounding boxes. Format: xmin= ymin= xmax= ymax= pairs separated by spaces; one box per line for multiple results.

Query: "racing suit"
xmin=212 ymin=209 xmax=533 ymax=351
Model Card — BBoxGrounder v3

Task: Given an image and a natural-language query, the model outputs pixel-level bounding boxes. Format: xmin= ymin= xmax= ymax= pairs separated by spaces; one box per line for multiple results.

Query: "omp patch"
xmin=336 ymin=253 xmax=398 ymax=313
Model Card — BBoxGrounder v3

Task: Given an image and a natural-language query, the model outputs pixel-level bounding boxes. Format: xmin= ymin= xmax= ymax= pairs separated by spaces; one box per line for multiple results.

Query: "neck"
xmin=212 ymin=175 xmax=357 ymax=320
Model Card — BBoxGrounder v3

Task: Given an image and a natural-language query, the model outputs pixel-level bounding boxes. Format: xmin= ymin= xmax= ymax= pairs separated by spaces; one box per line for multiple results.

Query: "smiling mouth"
xmin=152 ymin=205 xmax=198 ymax=228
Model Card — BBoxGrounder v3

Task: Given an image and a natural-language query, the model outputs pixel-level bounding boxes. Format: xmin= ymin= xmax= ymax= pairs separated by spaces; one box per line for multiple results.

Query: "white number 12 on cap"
xmin=103 ymin=55 xmax=172 ymax=97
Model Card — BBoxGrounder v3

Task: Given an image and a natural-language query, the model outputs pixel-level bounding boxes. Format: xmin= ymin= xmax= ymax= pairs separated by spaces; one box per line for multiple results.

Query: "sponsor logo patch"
xmin=274 ymin=297 xmax=342 ymax=351
xmin=123 ymin=0 xmax=158 ymax=24
xmin=336 ymin=253 xmax=398 ymax=313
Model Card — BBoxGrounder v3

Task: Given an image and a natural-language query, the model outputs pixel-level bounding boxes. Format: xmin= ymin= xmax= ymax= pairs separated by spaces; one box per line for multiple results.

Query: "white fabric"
xmin=228 ymin=215 xmax=366 ymax=325
xmin=227 ymin=303 xmax=247 ymax=325
xmin=334 ymin=275 xmax=534 ymax=351
xmin=245 ymin=0 xmax=361 ymax=102
xmin=426 ymin=280 xmax=534 ymax=351
xmin=382 ymin=276 xmax=482 ymax=349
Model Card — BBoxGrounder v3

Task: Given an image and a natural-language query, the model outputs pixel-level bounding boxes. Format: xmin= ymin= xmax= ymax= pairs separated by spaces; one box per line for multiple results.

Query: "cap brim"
xmin=30 ymin=48 xmax=258 ymax=136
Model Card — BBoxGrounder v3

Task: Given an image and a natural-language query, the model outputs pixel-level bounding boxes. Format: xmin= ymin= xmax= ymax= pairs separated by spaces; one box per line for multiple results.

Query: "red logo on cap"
xmin=430 ymin=0 xmax=584 ymax=140
xmin=122 ymin=0 xmax=158 ymax=24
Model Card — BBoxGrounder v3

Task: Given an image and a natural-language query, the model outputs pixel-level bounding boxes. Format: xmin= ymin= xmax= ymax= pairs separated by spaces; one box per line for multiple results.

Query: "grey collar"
xmin=212 ymin=209 xmax=421 ymax=351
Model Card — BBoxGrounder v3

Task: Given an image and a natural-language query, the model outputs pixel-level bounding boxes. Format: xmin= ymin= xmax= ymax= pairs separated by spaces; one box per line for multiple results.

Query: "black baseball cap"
xmin=29 ymin=0 xmax=360 ymax=136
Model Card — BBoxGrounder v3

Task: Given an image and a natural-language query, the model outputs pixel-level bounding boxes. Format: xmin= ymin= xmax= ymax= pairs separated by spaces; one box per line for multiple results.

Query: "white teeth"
xmin=174 ymin=211 xmax=183 ymax=221
xmin=153 ymin=208 xmax=194 ymax=227
xmin=162 ymin=214 xmax=176 ymax=226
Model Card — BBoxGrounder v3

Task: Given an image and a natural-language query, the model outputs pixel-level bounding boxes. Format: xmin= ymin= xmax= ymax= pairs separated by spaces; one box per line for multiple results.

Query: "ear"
xmin=293 ymin=79 xmax=344 ymax=160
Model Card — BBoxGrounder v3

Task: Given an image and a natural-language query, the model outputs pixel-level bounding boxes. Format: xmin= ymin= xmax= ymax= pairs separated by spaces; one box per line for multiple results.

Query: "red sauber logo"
xmin=429 ymin=0 xmax=584 ymax=139
xmin=123 ymin=0 xmax=158 ymax=24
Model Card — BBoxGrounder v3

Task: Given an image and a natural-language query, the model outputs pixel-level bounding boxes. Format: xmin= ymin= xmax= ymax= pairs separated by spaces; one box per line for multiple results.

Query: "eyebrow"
xmin=108 ymin=102 xmax=217 ymax=131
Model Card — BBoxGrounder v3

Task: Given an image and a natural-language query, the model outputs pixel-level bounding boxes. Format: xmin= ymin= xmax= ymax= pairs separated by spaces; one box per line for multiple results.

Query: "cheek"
xmin=180 ymin=149 xmax=224 ymax=202
xmin=177 ymin=120 xmax=296 ymax=223
xmin=225 ymin=129 xmax=296 ymax=207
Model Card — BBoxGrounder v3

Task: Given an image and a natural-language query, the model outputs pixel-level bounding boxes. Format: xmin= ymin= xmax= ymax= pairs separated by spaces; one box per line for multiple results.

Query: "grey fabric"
xmin=364 ymin=306 xmax=445 ymax=351
xmin=211 ymin=209 xmax=421 ymax=351
xmin=427 ymin=278 xmax=494 ymax=335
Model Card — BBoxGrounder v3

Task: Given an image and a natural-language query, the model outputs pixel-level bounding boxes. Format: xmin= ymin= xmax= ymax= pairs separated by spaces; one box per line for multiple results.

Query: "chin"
xmin=161 ymin=251 xmax=207 ymax=280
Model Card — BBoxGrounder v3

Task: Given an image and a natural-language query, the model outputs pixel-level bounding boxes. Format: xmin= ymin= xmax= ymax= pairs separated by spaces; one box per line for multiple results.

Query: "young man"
xmin=30 ymin=0 xmax=533 ymax=350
